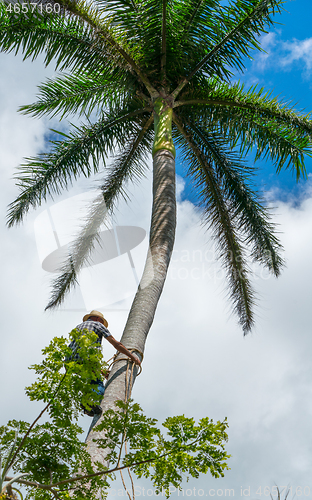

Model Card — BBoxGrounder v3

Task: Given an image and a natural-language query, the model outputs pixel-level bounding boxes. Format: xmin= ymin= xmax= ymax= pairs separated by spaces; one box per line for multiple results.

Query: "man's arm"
xmin=106 ymin=336 xmax=141 ymax=366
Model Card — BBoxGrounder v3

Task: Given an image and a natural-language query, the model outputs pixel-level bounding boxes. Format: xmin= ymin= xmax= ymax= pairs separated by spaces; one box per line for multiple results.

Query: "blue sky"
xmin=176 ymin=0 xmax=312 ymax=203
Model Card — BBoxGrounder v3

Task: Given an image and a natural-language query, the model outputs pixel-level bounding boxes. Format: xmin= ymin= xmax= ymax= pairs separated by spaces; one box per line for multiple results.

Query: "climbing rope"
xmin=104 ymin=349 xmax=143 ymax=378
xmin=104 ymin=349 xmax=143 ymax=500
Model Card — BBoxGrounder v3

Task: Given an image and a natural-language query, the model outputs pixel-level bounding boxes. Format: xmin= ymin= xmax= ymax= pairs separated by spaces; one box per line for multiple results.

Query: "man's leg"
xmin=95 ymin=379 xmax=105 ymax=397
xmin=82 ymin=378 xmax=105 ymax=416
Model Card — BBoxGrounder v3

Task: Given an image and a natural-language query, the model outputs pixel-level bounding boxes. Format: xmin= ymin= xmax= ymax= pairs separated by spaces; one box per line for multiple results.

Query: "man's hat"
xmin=83 ymin=310 xmax=108 ymax=328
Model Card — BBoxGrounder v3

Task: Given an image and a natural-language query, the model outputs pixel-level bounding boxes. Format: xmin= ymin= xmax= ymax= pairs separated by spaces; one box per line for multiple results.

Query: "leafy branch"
xmin=0 ymin=334 xmax=229 ymax=500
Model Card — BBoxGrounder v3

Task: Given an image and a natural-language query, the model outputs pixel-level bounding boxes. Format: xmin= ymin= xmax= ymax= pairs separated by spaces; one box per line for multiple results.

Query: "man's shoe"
xmin=81 ymin=404 xmax=102 ymax=417
xmin=91 ymin=405 xmax=103 ymax=415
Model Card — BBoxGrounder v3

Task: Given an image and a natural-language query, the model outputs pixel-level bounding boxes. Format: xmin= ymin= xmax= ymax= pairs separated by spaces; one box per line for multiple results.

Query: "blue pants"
xmin=91 ymin=378 xmax=105 ymax=396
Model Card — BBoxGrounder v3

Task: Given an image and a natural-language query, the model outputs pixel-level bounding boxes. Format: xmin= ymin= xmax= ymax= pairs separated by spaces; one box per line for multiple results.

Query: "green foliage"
xmin=26 ymin=328 xmax=106 ymax=413
xmin=6 ymin=100 xmax=150 ymax=228
xmin=177 ymin=78 xmax=312 ymax=179
xmin=95 ymin=401 xmax=229 ymax=497
xmin=0 ymin=335 xmax=229 ymax=499
xmin=18 ymin=61 xmax=137 ymax=119
xmin=0 ymin=425 xmax=27 ymax=499
xmin=172 ymin=120 xmax=286 ymax=332
xmin=0 ymin=329 xmax=109 ymax=499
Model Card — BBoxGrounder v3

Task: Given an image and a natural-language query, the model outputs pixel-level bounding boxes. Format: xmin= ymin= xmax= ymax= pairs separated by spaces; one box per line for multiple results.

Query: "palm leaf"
xmin=45 ymin=115 xmax=154 ymax=309
xmin=177 ymin=85 xmax=312 ymax=180
xmin=19 ymin=68 xmax=136 ymax=119
xmin=0 ymin=4 xmax=110 ymax=73
xmin=173 ymin=113 xmax=254 ymax=333
xmin=220 ymin=112 xmax=309 ymax=180
xmin=0 ymin=0 xmax=141 ymax=78
xmin=7 ymin=103 xmax=151 ymax=227
xmin=172 ymin=0 xmax=285 ymax=96
xmin=56 ymin=0 xmax=158 ymax=93
xmin=185 ymin=121 xmax=285 ymax=276
xmin=176 ymin=79 xmax=312 ymax=136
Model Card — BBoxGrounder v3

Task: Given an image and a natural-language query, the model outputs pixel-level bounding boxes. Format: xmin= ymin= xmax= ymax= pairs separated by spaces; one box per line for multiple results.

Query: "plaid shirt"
xmin=67 ymin=320 xmax=111 ymax=361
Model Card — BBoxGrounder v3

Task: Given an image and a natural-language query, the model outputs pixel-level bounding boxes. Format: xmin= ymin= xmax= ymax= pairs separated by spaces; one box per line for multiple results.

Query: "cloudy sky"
xmin=1 ymin=1 xmax=312 ymax=499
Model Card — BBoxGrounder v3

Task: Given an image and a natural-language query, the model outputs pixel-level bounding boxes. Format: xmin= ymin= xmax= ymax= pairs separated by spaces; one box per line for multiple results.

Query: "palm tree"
xmin=1 ymin=0 xmax=312 ymax=476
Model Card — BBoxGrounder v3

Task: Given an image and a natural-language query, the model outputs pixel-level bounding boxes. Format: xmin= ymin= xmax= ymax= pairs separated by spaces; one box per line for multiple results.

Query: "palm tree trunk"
xmin=85 ymin=146 xmax=176 ymax=473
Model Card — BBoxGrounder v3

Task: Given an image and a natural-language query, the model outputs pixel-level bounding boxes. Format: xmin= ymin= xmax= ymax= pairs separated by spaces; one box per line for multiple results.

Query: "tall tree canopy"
xmin=1 ymin=0 xmax=311 ymax=331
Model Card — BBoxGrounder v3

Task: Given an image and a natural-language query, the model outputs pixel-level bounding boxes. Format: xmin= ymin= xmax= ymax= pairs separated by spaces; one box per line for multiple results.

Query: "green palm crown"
xmin=1 ymin=0 xmax=312 ymax=333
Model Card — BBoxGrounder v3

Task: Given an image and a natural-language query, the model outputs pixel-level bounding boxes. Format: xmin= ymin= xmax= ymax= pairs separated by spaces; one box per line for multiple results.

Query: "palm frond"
xmin=160 ymin=0 xmax=167 ymax=84
xmin=99 ymin=114 xmax=154 ymax=211
xmin=178 ymin=0 xmax=207 ymax=36
xmin=90 ymin=0 xmax=142 ymax=65
xmin=55 ymin=0 xmax=158 ymax=94
xmin=45 ymin=114 xmax=154 ymax=309
xmin=7 ymin=104 xmax=150 ymax=227
xmin=92 ymin=0 xmax=138 ymax=12
xmin=220 ymin=111 xmax=310 ymax=180
xmin=132 ymin=0 xmax=163 ymax=74
xmin=165 ymin=0 xmax=224 ymax=84
xmin=151 ymin=0 xmax=217 ymax=87
xmin=0 ymin=0 xmax=153 ymax=92
xmin=55 ymin=0 xmax=103 ymax=25
xmin=19 ymin=69 xmax=136 ymax=119
xmin=173 ymin=113 xmax=254 ymax=333
xmin=186 ymin=121 xmax=285 ymax=276
xmin=0 ymin=3 xmax=113 ymax=73
xmin=177 ymin=85 xmax=312 ymax=180
xmin=176 ymin=79 xmax=312 ymax=136
xmin=171 ymin=0 xmax=285 ymax=96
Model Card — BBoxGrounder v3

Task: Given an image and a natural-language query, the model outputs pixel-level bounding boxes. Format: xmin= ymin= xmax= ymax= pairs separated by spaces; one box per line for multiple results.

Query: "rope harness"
xmin=105 ymin=348 xmax=144 ymax=378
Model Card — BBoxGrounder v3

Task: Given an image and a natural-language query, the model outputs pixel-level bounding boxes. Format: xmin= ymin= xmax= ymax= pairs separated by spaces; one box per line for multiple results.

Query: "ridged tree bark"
xmin=85 ymin=99 xmax=176 ymax=477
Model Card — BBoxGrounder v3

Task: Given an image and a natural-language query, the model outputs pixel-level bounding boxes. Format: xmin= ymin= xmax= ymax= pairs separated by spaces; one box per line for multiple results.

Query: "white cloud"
xmin=249 ymin=33 xmax=312 ymax=83
xmin=281 ymin=37 xmax=312 ymax=73
xmin=254 ymin=32 xmax=277 ymax=71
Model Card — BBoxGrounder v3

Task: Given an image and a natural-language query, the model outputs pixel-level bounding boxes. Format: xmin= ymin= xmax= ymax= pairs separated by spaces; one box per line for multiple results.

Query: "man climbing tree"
xmin=0 ymin=332 xmax=229 ymax=499
xmin=68 ymin=310 xmax=141 ymax=416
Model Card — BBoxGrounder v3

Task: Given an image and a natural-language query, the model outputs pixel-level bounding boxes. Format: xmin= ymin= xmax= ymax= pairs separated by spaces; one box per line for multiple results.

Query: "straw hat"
xmin=83 ymin=310 xmax=108 ymax=328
